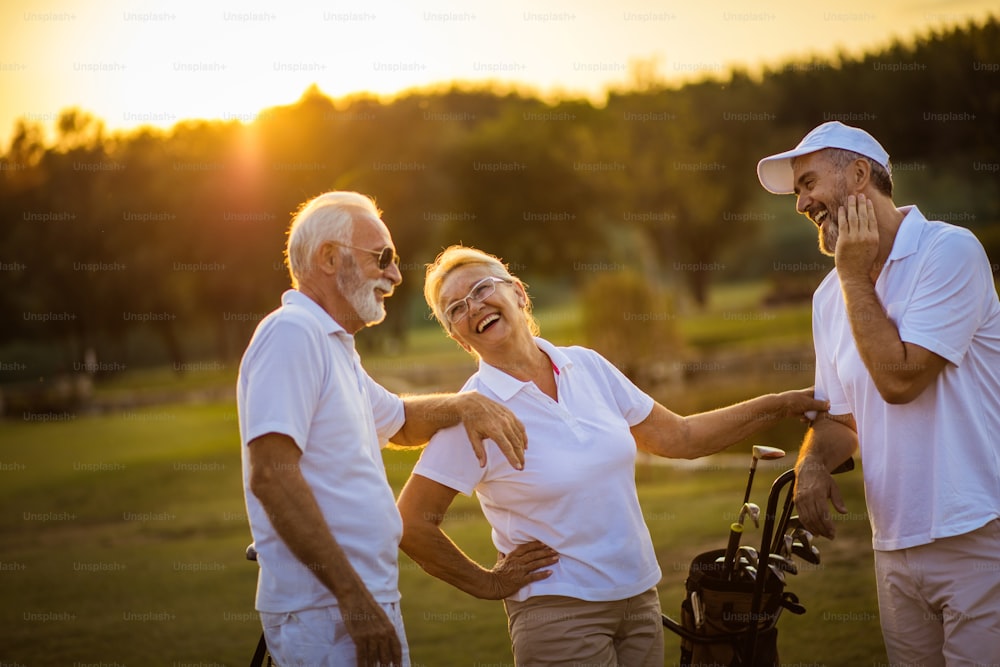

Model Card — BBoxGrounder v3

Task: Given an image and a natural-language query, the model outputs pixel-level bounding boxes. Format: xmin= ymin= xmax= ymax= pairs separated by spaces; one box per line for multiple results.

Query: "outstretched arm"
xmin=631 ymin=388 xmax=829 ymax=459
xmin=390 ymin=392 xmax=527 ymax=470
xmin=397 ymin=473 xmax=557 ymax=599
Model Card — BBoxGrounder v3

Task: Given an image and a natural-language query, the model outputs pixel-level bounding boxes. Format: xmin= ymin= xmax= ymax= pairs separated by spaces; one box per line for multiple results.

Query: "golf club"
xmin=723 ymin=503 xmax=760 ymax=580
xmin=791 ymin=528 xmax=821 ymax=565
xmin=771 ymin=478 xmax=797 ymax=555
xmin=736 ymin=546 xmax=759 ymax=584
xmin=662 ymin=455 xmax=858 ymax=666
xmin=739 ymin=502 xmax=761 ymax=529
xmin=768 ymin=553 xmax=798 ymax=576
xmin=721 ymin=521 xmax=744 ymax=581
xmin=778 ymin=532 xmax=794 ymax=560
xmin=742 ymin=445 xmax=786 ymax=505
xmin=738 ymin=545 xmax=759 ymax=566
xmin=725 ymin=447 xmax=784 ymax=580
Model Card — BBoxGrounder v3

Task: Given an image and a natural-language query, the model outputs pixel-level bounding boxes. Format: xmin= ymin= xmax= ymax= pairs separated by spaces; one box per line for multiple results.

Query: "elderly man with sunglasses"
xmin=237 ymin=192 xmax=528 ymax=667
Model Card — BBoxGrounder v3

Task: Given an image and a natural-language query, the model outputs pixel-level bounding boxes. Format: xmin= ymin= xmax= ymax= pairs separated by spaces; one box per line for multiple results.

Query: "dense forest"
xmin=1 ymin=16 xmax=997 ymax=378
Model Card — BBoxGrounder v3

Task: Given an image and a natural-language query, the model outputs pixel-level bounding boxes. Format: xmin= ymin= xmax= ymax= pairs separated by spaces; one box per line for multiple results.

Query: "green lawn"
xmin=0 ymin=401 xmax=886 ymax=666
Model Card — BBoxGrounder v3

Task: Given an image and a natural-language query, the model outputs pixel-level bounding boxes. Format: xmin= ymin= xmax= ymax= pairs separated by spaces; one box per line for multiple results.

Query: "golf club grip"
xmin=832 ymin=457 xmax=855 ymax=475
xmin=721 ymin=523 xmax=743 ymax=580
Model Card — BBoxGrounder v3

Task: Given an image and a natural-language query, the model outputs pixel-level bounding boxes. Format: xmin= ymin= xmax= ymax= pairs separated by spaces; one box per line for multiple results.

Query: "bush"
xmin=581 ymin=270 xmax=682 ymax=387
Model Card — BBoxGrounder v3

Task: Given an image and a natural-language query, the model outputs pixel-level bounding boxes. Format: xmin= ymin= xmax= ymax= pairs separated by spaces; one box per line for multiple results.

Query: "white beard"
xmin=337 ymin=254 xmax=388 ymax=325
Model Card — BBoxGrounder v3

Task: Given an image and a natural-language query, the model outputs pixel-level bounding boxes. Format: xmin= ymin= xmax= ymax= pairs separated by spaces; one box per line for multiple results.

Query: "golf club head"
xmin=766 ymin=563 xmax=786 ymax=584
xmin=779 ymin=533 xmax=794 ymax=559
xmin=792 ymin=542 xmax=821 ymax=565
xmin=737 ymin=545 xmax=759 ymax=569
xmin=739 ymin=502 xmax=761 ymax=528
xmin=791 ymin=527 xmax=815 ymax=547
xmin=752 ymin=445 xmax=786 ymax=461
xmin=741 ymin=565 xmax=758 ymax=582
xmin=792 ymin=528 xmax=819 ymax=565
xmin=768 ymin=553 xmax=799 ymax=575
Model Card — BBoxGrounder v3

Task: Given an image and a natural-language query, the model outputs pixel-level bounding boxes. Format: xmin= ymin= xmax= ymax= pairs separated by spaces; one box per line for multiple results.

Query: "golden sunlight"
xmin=0 ymin=0 xmax=994 ymax=139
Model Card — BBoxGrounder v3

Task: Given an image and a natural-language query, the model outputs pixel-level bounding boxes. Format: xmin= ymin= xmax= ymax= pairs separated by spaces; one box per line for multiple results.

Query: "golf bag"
xmin=664 ymin=458 xmax=852 ymax=666
xmin=674 ymin=548 xmax=794 ymax=667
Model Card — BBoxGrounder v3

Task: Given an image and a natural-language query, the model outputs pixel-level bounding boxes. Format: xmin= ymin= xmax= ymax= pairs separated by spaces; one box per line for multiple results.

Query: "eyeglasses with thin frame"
xmin=332 ymin=242 xmax=401 ymax=271
xmin=443 ymin=276 xmax=513 ymax=327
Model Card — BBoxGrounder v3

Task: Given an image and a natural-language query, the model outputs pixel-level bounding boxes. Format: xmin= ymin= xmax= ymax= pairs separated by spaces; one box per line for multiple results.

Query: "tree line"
xmin=0 ymin=16 xmax=997 ymax=378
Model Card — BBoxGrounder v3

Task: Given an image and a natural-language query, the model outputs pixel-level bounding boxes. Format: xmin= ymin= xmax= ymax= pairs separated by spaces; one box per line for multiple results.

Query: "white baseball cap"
xmin=756 ymin=121 xmax=890 ymax=195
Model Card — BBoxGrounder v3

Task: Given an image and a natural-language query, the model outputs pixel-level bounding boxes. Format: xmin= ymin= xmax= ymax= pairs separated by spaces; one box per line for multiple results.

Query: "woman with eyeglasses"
xmin=397 ymin=245 xmax=828 ymax=666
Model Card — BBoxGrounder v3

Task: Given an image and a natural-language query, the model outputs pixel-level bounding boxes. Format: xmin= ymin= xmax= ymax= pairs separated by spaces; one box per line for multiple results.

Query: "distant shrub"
xmin=581 ymin=270 xmax=681 ymax=387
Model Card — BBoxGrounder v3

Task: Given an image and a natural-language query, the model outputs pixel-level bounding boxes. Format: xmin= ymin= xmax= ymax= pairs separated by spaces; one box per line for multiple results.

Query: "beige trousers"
xmin=504 ymin=587 xmax=664 ymax=666
xmin=875 ymin=518 xmax=1000 ymax=667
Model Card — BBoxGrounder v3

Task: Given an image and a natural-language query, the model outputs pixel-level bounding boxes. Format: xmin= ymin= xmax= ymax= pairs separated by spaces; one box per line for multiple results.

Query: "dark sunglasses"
xmin=332 ymin=242 xmax=401 ymax=270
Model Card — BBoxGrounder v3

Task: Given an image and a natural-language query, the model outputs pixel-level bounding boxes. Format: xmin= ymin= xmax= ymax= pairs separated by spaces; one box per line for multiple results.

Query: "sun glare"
xmin=0 ymin=0 xmax=995 ymax=141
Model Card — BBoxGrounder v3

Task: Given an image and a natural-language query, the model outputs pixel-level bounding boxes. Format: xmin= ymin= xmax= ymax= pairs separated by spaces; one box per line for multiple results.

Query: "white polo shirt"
xmin=238 ymin=290 xmax=406 ymax=612
xmin=413 ymin=338 xmax=660 ymax=602
xmin=813 ymin=206 xmax=1000 ymax=551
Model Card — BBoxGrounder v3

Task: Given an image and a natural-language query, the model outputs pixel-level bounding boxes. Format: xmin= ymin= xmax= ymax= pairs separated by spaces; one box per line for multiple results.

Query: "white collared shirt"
xmin=238 ymin=290 xmax=405 ymax=612
xmin=413 ymin=338 xmax=660 ymax=602
xmin=813 ymin=206 xmax=1000 ymax=550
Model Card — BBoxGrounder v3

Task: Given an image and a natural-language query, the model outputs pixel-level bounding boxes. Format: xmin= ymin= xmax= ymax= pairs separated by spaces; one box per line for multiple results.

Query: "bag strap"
xmin=250 ymin=632 xmax=268 ymax=667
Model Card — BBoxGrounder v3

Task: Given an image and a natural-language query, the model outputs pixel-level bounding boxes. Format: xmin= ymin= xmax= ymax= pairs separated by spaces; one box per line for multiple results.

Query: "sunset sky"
xmin=0 ymin=0 xmax=995 ymax=144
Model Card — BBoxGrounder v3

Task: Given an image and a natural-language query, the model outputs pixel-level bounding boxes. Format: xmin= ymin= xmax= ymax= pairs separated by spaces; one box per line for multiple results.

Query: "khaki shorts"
xmin=504 ymin=587 xmax=663 ymax=666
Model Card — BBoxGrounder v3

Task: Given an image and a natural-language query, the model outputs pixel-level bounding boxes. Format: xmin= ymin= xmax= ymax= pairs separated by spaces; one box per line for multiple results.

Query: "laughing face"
xmin=792 ymin=151 xmax=853 ymax=257
xmin=438 ymin=264 xmax=525 ymax=354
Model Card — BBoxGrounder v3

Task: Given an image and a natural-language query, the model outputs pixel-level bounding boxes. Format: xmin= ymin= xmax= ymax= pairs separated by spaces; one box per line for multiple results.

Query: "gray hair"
xmin=284 ymin=191 xmax=381 ymax=288
xmin=817 ymin=148 xmax=893 ymax=197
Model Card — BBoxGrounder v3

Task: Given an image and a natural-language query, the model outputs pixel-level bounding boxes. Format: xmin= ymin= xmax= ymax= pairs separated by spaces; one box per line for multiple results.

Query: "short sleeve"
xmin=241 ymin=316 xmax=324 ymax=451
xmin=896 ymin=230 xmax=992 ymax=367
xmin=362 ymin=371 xmax=405 ymax=446
xmin=812 ymin=283 xmax=851 ymax=416
xmin=412 ymin=424 xmax=487 ymax=497
xmin=588 ymin=350 xmax=656 ymax=426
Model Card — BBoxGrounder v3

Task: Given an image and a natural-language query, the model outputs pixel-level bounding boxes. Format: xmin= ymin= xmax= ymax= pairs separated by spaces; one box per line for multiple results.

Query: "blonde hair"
xmin=424 ymin=245 xmax=540 ymax=337
xmin=284 ymin=191 xmax=382 ymax=288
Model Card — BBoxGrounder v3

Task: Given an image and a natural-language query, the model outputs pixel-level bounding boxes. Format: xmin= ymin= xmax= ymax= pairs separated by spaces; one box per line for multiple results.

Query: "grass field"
xmin=0 ymin=286 xmax=891 ymax=665
xmin=0 ymin=399 xmax=887 ymax=666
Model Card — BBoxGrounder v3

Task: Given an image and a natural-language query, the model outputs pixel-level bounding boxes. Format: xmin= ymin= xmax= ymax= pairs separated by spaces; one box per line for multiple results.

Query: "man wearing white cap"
xmin=757 ymin=122 xmax=1000 ymax=664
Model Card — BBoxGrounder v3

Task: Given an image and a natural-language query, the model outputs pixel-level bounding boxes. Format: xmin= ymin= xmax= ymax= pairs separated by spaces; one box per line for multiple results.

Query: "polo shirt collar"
xmin=885 ymin=205 xmax=926 ymax=264
xmin=477 ymin=337 xmax=573 ymax=401
xmin=281 ymin=289 xmax=348 ymax=338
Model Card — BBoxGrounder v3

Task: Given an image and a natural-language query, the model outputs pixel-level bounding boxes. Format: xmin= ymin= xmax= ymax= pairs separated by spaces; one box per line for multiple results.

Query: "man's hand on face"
xmin=835 ymin=193 xmax=880 ymax=281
